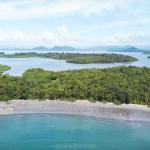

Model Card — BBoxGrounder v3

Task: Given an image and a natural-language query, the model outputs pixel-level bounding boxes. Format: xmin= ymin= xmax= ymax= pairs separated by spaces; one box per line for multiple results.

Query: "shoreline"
xmin=0 ymin=100 xmax=150 ymax=122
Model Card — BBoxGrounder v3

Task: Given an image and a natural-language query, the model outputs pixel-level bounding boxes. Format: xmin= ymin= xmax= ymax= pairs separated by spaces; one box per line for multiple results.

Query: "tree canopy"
xmin=0 ymin=65 xmax=149 ymax=105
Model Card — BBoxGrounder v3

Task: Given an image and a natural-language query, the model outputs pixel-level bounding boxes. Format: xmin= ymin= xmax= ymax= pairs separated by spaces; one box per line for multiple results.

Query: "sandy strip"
xmin=0 ymin=100 xmax=150 ymax=122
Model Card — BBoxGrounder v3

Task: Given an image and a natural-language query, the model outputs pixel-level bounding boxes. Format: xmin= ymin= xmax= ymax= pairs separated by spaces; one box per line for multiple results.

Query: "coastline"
xmin=0 ymin=100 xmax=150 ymax=122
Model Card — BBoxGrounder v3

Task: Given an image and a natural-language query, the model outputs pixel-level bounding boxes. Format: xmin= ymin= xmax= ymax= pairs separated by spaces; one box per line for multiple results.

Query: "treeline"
xmin=0 ymin=66 xmax=150 ymax=105
xmin=66 ymin=54 xmax=137 ymax=64
xmin=0 ymin=52 xmax=137 ymax=64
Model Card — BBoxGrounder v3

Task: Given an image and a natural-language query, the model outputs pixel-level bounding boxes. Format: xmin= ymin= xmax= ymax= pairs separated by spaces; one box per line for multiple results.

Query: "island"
xmin=0 ymin=52 xmax=138 ymax=64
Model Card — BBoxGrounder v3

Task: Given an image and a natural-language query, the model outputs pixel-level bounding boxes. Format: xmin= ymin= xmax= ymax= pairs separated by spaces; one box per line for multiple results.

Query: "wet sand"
xmin=0 ymin=100 xmax=150 ymax=122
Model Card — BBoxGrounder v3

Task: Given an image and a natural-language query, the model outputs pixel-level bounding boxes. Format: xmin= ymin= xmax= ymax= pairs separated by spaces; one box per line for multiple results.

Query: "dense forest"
xmin=0 ymin=65 xmax=149 ymax=105
xmin=0 ymin=52 xmax=137 ymax=64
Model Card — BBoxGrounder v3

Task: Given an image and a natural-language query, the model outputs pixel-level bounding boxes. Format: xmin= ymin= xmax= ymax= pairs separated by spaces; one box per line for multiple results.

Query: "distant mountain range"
xmin=32 ymin=46 xmax=49 ymax=50
xmin=108 ymin=46 xmax=143 ymax=52
xmin=32 ymin=45 xmax=144 ymax=52
xmin=0 ymin=45 xmax=148 ymax=52
xmin=32 ymin=46 xmax=77 ymax=51
xmin=51 ymin=46 xmax=77 ymax=51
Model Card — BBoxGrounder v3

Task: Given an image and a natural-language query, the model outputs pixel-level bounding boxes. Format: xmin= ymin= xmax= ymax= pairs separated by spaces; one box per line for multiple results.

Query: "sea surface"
xmin=0 ymin=114 xmax=150 ymax=150
xmin=0 ymin=49 xmax=149 ymax=76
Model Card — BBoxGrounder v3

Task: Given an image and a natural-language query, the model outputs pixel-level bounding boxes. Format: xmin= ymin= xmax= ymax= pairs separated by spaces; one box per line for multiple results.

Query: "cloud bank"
xmin=0 ymin=0 xmax=149 ymax=47
xmin=0 ymin=0 xmax=127 ymax=20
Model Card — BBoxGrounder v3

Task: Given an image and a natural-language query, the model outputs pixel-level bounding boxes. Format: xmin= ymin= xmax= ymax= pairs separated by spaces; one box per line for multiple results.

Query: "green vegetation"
xmin=0 ymin=65 xmax=149 ymax=105
xmin=0 ymin=64 xmax=11 ymax=74
xmin=0 ymin=52 xmax=137 ymax=64
xmin=66 ymin=54 xmax=137 ymax=64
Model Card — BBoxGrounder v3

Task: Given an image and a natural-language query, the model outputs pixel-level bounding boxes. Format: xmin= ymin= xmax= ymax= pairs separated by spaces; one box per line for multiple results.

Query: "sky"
xmin=0 ymin=0 xmax=149 ymax=48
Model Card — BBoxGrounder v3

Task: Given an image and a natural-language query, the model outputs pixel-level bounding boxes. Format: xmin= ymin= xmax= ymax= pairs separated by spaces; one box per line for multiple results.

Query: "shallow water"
xmin=1 ymin=57 xmax=128 ymax=76
xmin=0 ymin=51 xmax=149 ymax=76
xmin=0 ymin=114 xmax=150 ymax=150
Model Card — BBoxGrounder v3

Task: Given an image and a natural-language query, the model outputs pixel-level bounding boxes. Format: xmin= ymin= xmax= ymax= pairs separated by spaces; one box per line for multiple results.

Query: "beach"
xmin=0 ymin=100 xmax=150 ymax=122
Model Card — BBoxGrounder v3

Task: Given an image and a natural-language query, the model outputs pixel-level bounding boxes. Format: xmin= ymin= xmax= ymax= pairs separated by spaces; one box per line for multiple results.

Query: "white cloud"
xmin=99 ymin=32 xmax=149 ymax=44
xmin=106 ymin=17 xmax=150 ymax=29
xmin=82 ymin=0 xmax=126 ymax=17
xmin=0 ymin=29 xmax=149 ymax=47
xmin=0 ymin=0 xmax=131 ymax=20
xmin=0 ymin=25 xmax=83 ymax=46
xmin=56 ymin=25 xmax=82 ymax=44
xmin=81 ymin=16 xmax=150 ymax=35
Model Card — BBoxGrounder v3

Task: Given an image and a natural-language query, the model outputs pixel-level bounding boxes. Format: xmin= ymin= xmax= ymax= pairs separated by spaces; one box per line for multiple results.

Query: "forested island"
xmin=0 ymin=65 xmax=149 ymax=105
xmin=0 ymin=52 xmax=137 ymax=64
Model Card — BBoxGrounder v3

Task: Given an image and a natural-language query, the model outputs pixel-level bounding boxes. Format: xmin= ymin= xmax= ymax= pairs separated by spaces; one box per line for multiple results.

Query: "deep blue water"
xmin=0 ymin=114 xmax=150 ymax=150
xmin=0 ymin=51 xmax=149 ymax=76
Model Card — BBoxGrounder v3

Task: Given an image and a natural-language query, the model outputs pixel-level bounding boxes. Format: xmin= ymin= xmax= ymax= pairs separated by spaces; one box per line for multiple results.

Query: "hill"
xmin=109 ymin=46 xmax=143 ymax=52
xmin=50 ymin=46 xmax=77 ymax=51
xmin=32 ymin=46 xmax=49 ymax=50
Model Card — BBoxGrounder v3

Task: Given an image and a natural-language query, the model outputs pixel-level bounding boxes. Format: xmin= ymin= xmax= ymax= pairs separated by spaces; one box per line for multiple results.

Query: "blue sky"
xmin=0 ymin=0 xmax=149 ymax=48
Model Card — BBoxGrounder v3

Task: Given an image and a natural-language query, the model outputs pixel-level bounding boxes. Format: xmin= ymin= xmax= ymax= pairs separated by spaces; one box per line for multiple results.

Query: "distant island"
xmin=32 ymin=45 xmax=143 ymax=52
xmin=50 ymin=46 xmax=77 ymax=51
xmin=32 ymin=45 xmax=77 ymax=51
xmin=0 ymin=45 xmax=147 ymax=53
xmin=108 ymin=46 xmax=143 ymax=52
xmin=0 ymin=52 xmax=138 ymax=64
xmin=32 ymin=46 xmax=49 ymax=50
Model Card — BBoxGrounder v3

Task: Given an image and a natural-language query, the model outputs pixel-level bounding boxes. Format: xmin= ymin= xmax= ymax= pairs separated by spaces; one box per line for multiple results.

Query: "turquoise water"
xmin=0 ymin=114 xmax=150 ymax=150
